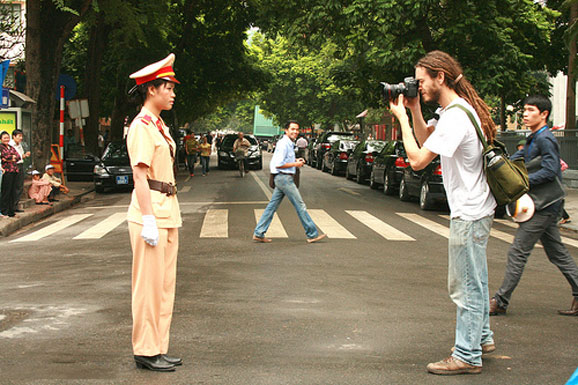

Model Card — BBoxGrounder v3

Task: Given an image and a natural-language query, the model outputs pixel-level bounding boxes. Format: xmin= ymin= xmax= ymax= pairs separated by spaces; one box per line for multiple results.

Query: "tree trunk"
xmin=83 ymin=12 xmax=110 ymax=155
xmin=500 ymin=96 xmax=506 ymax=132
xmin=25 ymin=0 xmax=91 ymax=169
xmin=565 ymin=2 xmax=578 ymax=135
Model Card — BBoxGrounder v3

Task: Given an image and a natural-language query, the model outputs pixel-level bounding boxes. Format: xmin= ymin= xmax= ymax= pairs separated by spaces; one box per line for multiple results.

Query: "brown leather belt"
xmin=148 ymin=179 xmax=177 ymax=196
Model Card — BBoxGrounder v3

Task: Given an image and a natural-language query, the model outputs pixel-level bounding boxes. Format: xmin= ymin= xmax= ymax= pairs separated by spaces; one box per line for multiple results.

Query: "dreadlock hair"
xmin=416 ymin=50 xmax=497 ymax=143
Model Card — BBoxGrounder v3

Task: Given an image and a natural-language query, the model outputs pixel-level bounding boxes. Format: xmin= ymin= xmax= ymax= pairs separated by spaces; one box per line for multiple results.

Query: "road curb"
xmin=0 ymin=186 xmax=94 ymax=237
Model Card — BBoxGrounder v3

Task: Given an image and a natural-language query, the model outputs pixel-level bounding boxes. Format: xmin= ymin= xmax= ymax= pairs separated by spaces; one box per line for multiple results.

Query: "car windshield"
xmin=367 ymin=141 xmax=386 ymax=152
xmin=102 ymin=142 xmax=128 ymax=160
xmin=221 ymin=135 xmax=258 ymax=149
xmin=339 ymin=141 xmax=359 ymax=150
xmin=327 ymin=134 xmax=354 ymax=142
xmin=66 ymin=144 xmax=96 ymax=159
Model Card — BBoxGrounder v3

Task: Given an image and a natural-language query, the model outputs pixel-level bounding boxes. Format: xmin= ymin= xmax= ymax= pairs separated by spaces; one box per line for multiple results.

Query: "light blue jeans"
xmin=448 ymin=215 xmax=494 ymax=367
xmin=254 ymin=174 xmax=318 ymax=239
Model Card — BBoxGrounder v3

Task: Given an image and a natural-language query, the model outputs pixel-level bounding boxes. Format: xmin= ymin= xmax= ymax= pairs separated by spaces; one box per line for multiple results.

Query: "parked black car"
xmin=64 ymin=144 xmax=100 ymax=181
xmin=306 ymin=137 xmax=318 ymax=166
xmin=217 ymin=134 xmax=263 ymax=170
xmin=399 ymin=156 xmax=447 ymax=210
xmin=93 ymin=141 xmax=133 ymax=193
xmin=313 ymin=131 xmax=356 ymax=170
xmin=345 ymin=140 xmax=387 ymax=184
xmin=370 ymin=140 xmax=410 ymax=195
xmin=322 ymin=139 xmax=359 ymax=175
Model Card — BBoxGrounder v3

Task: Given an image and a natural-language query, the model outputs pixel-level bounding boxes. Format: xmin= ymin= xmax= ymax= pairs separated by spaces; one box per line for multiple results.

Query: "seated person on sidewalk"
xmin=29 ymin=170 xmax=52 ymax=205
xmin=42 ymin=165 xmax=69 ymax=201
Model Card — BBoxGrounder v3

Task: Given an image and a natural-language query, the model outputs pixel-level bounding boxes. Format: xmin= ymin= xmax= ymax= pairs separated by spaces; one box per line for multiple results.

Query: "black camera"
xmin=381 ymin=77 xmax=419 ymax=101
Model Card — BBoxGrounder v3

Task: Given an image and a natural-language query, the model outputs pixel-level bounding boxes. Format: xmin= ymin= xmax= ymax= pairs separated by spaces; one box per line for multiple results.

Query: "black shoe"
xmin=14 ymin=209 xmax=24 ymax=213
xmin=134 ymin=355 xmax=176 ymax=372
xmin=48 ymin=199 xmax=59 ymax=202
xmin=161 ymin=354 xmax=183 ymax=366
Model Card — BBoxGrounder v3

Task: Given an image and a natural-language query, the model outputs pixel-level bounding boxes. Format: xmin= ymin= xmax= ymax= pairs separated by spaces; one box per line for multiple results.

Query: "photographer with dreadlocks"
xmin=388 ymin=51 xmax=497 ymax=375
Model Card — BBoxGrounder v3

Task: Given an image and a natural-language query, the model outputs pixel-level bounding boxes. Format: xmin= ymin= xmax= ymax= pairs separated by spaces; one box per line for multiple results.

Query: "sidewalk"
xmin=0 ymin=181 xmax=94 ymax=237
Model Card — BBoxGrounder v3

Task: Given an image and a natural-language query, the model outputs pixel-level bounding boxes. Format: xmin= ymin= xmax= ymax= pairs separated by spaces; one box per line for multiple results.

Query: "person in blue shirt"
xmin=491 ymin=95 xmax=578 ymax=317
xmin=253 ymin=120 xmax=326 ymax=243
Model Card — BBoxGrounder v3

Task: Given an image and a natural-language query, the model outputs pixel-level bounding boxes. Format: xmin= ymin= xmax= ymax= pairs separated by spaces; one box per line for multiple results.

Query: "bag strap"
xmin=447 ymin=104 xmax=489 ymax=149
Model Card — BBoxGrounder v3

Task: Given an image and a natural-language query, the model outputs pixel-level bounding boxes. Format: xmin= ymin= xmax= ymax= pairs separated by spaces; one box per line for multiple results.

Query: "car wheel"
xmin=257 ymin=160 xmax=263 ymax=170
xmin=331 ymin=161 xmax=339 ymax=175
xmin=383 ymin=172 xmax=395 ymax=196
xmin=399 ymin=176 xmax=411 ymax=201
xmin=218 ymin=157 xmax=225 ymax=170
xmin=345 ymin=165 xmax=351 ymax=179
xmin=95 ymin=185 xmax=105 ymax=193
xmin=369 ymin=170 xmax=379 ymax=189
xmin=355 ymin=166 xmax=363 ymax=184
xmin=419 ymin=180 xmax=435 ymax=210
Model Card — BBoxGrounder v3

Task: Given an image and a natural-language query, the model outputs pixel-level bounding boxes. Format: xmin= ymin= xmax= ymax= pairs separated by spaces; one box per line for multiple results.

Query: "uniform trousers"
xmin=128 ymin=221 xmax=179 ymax=356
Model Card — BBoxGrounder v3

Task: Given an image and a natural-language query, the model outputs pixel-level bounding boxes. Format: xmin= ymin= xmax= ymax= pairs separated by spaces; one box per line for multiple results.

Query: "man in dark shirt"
xmin=491 ymin=95 xmax=578 ymax=316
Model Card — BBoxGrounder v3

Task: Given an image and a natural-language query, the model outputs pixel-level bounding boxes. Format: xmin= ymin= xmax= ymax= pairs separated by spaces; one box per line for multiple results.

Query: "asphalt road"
xmin=0 ymin=153 xmax=577 ymax=385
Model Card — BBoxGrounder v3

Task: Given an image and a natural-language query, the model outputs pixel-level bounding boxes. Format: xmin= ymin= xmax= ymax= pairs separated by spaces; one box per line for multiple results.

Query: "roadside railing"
xmin=497 ymin=130 xmax=578 ymax=169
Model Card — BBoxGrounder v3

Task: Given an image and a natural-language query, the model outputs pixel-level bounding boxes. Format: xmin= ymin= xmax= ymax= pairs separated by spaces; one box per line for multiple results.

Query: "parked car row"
xmin=307 ymin=137 xmax=447 ymax=210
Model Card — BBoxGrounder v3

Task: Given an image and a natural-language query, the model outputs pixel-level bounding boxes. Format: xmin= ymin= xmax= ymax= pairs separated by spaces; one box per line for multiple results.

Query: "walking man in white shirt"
xmin=253 ymin=120 xmax=326 ymax=244
xmin=389 ymin=51 xmax=497 ymax=375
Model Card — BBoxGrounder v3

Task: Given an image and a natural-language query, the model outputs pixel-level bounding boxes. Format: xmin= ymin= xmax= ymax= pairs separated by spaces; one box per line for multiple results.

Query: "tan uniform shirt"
xmin=126 ymin=107 xmax=182 ymax=228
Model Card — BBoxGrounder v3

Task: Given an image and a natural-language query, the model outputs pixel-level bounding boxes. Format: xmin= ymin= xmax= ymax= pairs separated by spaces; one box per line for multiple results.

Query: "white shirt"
xmin=270 ymin=135 xmax=296 ymax=174
xmin=296 ymin=137 xmax=308 ymax=148
xmin=424 ymin=98 xmax=496 ymax=220
xmin=9 ymin=139 xmax=24 ymax=165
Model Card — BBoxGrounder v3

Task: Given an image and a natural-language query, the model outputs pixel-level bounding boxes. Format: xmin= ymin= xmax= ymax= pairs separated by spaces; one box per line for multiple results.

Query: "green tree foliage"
xmin=256 ymin=0 xmax=562 ymax=114
xmin=250 ymin=33 xmax=364 ymax=128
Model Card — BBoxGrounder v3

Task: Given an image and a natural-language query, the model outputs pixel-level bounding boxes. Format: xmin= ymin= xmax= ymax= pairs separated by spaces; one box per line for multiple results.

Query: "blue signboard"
xmin=1 ymin=60 xmax=10 ymax=87
xmin=1 ymin=88 xmax=9 ymax=109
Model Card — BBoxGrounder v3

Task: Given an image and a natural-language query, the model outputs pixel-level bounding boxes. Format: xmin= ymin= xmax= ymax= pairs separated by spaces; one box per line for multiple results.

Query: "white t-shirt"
xmin=424 ymin=98 xmax=496 ymax=220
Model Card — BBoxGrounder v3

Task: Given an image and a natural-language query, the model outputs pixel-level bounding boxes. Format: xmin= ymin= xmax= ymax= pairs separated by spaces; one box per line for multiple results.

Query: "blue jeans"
xmin=448 ymin=215 xmax=494 ymax=367
xmin=254 ymin=174 xmax=318 ymax=239
xmin=200 ymin=156 xmax=209 ymax=175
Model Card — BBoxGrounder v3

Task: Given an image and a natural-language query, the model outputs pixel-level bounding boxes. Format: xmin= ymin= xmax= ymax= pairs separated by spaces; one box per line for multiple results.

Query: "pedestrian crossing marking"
xmin=308 ymin=209 xmax=356 ymax=239
xmin=254 ymin=209 xmax=288 ymax=238
xmin=11 ymin=214 xmax=94 ymax=243
xmin=180 ymin=186 xmax=191 ymax=193
xmin=346 ymin=210 xmax=415 ymax=241
xmin=200 ymin=209 xmax=228 ymax=238
xmin=397 ymin=213 xmax=449 ymax=239
xmin=73 ymin=213 xmax=126 ymax=240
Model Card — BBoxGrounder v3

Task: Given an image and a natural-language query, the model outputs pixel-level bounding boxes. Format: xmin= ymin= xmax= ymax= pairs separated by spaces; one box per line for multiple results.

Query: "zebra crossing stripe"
xmin=180 ymin=186 xmax=192 ymax=193
xmin=397 ymin=213 xmax=449 ymax=239
xmin=308 ymin=209 xmax=356 ymax=239
xmin=254 ymin=209 xmax=288 ymax=238
xmin=200 ymin=209 xmax=228 ymax=238
xmin=10 ymin=214 xmax=94 ymax=243
xmin=345 ymin=210 xmax=415 ymax=241
xmin=73 ymin=213 xmax=127 ymax=240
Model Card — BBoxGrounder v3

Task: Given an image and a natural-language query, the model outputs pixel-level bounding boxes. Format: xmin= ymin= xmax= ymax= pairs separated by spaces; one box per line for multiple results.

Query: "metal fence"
xmin=497 ymin=130 xmax=578 ymax=169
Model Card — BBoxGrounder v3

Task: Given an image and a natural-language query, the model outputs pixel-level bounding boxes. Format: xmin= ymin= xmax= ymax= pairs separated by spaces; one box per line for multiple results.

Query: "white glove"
xmin=141 ymin=215 xmax=159 ymax=247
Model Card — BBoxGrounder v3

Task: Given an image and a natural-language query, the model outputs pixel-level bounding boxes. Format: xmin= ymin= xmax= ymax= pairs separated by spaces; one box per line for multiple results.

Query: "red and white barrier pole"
xmin=59 ymin=85 xmax=65 ymax=161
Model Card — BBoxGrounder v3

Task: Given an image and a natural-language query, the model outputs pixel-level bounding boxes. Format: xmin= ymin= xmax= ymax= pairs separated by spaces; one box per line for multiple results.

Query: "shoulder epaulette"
xmin=139 ymin=115 xmax=153 ymax=125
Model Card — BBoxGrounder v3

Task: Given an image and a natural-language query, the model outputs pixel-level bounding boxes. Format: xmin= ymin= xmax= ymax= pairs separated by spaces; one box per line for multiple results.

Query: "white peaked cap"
xmin=129 ymin=53 xmax=180 ymax=85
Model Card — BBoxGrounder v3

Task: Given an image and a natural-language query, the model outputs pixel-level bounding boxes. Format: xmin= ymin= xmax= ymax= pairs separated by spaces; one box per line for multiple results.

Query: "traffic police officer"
xmin=126 ymin=53 xmax=182 ymax=372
